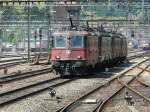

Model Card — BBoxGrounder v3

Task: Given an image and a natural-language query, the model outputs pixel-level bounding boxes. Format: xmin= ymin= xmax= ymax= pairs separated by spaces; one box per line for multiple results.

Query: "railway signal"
xmin=131 ymin=30 xmax=134 ymax=37
xmin=34 ymin=29 xmax=37 ymax=38
xmin=39 ymin=28 xmax=42 ymax=38
xmin=39 ymin=28 xmax=42 ymax=50
xmin=34 ymin=29 xmax=37 ymax=50
xmin=39 ymin=28 xmax=42 ymax=57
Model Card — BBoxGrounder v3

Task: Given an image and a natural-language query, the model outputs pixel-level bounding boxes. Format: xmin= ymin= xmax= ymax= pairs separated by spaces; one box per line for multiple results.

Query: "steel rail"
xmin=127 ymin=51 xmax=150 ymax=61
xmin=94 ymin=63 xmax=150 ymax=112
xmin=0 ymin=54 xmax=22 ymax=58
xmin=136 ymin=64 xmax=150 ymax=88
xmin=0 ymin=48 xmax=145 ymax=83
xmin=0 ymin=57 xmax=31 ymax=70
xmin=96 ymin=63 xmax=150 ymax=112
xmin=0 ymin=57 xmax=47 ymax=70
xmin=0 ymin=49 xmax=145 ymax=84
xmin=58 ymin=80 xmax=108 ymax=112
xmin=0 ymin=67 xmax=52 ymax=84
xmin=0 ymin=47 xmax=147 ymax=75
xmin=136 ymin=76 xmax=150 ymax=88
xmin=0 ymin=77 xmax=76 ymax=106
xmin=136 ymin=66 xmax=150 ymax=73
xmin=58 ymin=58 xmax=150 ymax=112
xmin=0 ymin=57 xmax=27 ymax=63
xmin=118 ymin=76 xmax=150 ymax=102
xmin=0 ymin=60 xmax=27 ymax=69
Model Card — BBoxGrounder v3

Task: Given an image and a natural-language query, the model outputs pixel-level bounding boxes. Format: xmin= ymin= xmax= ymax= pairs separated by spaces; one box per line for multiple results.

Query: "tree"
xmin=1 ymin=6 xmax=20 ymax=21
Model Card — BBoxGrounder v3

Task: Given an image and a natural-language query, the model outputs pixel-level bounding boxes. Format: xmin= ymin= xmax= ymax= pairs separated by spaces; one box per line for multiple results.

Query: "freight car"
xmin=50 ymin=24 xmax=127 ymax=77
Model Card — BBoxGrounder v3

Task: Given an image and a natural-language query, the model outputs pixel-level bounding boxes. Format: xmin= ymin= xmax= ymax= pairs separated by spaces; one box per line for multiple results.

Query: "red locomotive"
xmin=50 ymin=22 xmax=127 ymax=77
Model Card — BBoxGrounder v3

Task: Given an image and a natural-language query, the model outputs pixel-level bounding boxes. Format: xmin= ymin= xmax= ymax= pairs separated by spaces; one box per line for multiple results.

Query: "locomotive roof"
xmin=52 ymin=30 xmax=126 ymax=38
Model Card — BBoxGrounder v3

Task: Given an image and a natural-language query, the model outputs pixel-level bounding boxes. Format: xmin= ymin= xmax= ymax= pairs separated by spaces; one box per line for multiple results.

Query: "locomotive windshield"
xmin=54 ymin=36 xmax=66 ymax=48
xmin=71 ymin=36 xmax=83 ymax=48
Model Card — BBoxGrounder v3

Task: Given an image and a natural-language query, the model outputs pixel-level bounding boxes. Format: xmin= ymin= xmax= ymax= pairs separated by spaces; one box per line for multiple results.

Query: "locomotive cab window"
xmin=71 ymin=36 xmax=83 ymax=48
xmin=54 ymin=36 xmax=66 ymax=48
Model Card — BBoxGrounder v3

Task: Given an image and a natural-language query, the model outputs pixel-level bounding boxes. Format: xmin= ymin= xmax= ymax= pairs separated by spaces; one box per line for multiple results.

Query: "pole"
xmin=34 ymin=35 xmax=36 ymax=61
xmin=142 ymin=0 xmax=145 ymax=33
xmin=47 ymin=3 xmax=50 ymax=51
xmin=23 ymin=29 xmax=25 ymax=50
xmin=49 ymin=13 xmax=52 ymax=49
xmin=27 ymin=0 xmax=30 ymax=62
xmin=108 ymin=0 xmax=111 ymax=10
xmin=34 ymin=29 xmax=37 ymax=53
xmin=39 ymin=28 xmax=42 ymax=55
xmin=142 ymin=0 xmax=144 ymax=21
xmin=49 ymin=7 xmax=53 ymax=50
xmin=126 ymin=2 xmax=129 ymax=37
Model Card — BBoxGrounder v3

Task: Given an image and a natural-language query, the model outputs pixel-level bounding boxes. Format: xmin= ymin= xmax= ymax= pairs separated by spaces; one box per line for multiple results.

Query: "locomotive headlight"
xmin=56 ymin=56 xmax=60 ymax=59
xmin=77 ymin=56 xmax=82 ymax=59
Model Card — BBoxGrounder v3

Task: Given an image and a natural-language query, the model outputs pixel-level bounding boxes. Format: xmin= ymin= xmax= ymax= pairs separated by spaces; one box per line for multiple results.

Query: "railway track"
xmin=0 ymin=53 xmax=26 ymax=58
xmin=128 ymin=49 xmax=143 ymax=54
xmin=0 ymin=60 xmax=27 ymax=70
xmin=0 ymin=50 xmax=148 ymax=71
xmin=136 ymin=76 xmax=150 ymax=87
xmin=0 ymin=50 xmax=148 ymax=83
xmin=0 ymin=52 xmax=148 ymax=110
xmin=0 ymin=57 xmax=26 ymax=63
xmin=117 ymin=72 xmax=150 ymax=102
xmin=0 ymin=67 xmax=52 ymax=83
xmin=0 ymin=77 xmax=76 ymax=106
xmin=122 ymin=65 xmax=150 ymax=96
xmin=0 ymin=57 xmax=47 ymax=70
xmin=2 ymin=50 xmax=144 ymax=68
xmin=0 ymin=52 xmax=48 ymax=58
xmin=58 ymin=58 xmax=150 ymax=112
xmin=127 ymin=50 xmax=150 ymax=60
xmin=96 ymin=62 xmax=150 ymax=112
xmin=135 ymin=64 xmax=150 ymax=88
